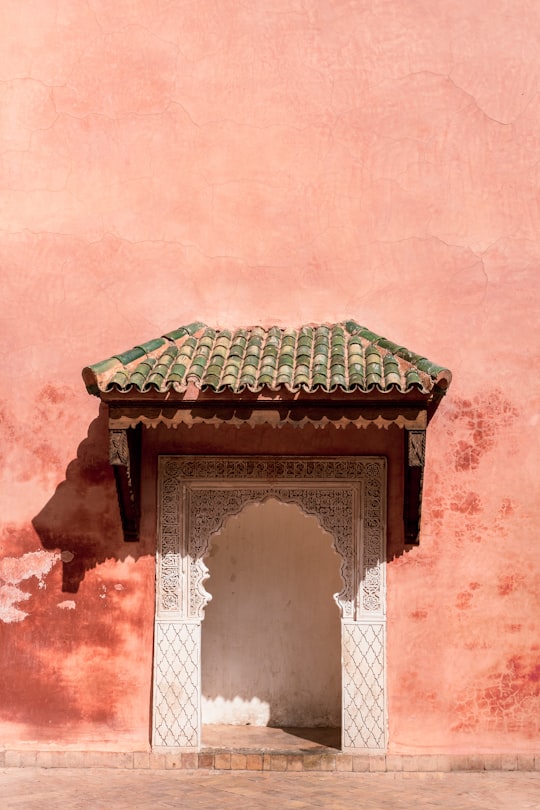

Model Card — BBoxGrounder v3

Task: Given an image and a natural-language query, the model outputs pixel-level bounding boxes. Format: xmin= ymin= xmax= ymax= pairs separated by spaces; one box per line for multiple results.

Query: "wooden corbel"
xmin=109 ymin=424 xmax=141 ymax=541
xmin=403 ymin=428 xmax=426 ymax=545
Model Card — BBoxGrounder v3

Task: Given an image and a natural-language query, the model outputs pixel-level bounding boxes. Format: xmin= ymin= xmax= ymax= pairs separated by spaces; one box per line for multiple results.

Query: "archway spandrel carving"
xmin=158 ymin=457 xmax=386 ymax=622
xmin=187 ymin=487 xmax=355 ymax=619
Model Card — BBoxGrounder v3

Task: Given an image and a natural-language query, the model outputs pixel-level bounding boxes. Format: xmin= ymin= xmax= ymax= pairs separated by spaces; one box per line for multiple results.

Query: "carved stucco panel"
xmin=187 ymin=486 xmax=356 ymax=619
xmin=153 ymin=621 xmax=200 ymax=749
xmin=157 ymin=456 xmax=385 ymax=621
xmin=342 ymin=621 xmax=386 ymax=751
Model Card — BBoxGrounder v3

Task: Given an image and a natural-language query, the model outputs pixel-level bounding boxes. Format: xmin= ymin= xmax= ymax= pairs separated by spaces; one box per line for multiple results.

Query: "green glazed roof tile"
xmin=83 ymin=321 xmax=452 ymax=397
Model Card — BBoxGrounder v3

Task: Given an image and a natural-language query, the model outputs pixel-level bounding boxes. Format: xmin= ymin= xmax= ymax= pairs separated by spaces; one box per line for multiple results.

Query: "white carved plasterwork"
xmin=158 ymin=475 xmax=182 ymax=612
xmin=153 ymin=621 xmax=200 ymax=748
xmin=154 ymin=456 xmax=387 ymax=752
xmin=342 ymin=621 xmax=386 ymax=751
xmin=188 ymin=487 xmax=355 ymax=619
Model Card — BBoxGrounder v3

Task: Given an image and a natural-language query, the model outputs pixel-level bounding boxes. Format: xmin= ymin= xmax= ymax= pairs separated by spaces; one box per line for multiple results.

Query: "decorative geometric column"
xmin=153 ymin=456 xmax=387 ymax=752
xmin=153 ymin=622 xmax=200 ymax=748
xmin=342 ymin=622 xmax=386 ymax=751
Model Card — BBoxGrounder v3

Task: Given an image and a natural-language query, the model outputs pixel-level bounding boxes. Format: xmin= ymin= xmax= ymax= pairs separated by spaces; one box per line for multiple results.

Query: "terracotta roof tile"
xmin=83 ymin=321 xmax=452 ymax=397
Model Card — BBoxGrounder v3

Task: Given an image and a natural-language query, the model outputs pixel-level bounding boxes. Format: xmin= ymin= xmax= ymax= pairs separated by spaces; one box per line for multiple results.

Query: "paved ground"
xmin=1 ymin=768 xmax=539 ymax=809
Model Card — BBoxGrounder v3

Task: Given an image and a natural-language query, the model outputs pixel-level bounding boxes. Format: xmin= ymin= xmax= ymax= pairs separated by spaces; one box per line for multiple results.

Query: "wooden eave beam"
xmin=109 ymin=424 xmax=141 ymax=541
xmin=404 ymin=428 xmax=426 ymax=545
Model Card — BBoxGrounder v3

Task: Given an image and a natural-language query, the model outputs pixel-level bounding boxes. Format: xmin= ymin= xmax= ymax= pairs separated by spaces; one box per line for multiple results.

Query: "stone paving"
xmin=1 ymin=768 xmax=540 ymax=809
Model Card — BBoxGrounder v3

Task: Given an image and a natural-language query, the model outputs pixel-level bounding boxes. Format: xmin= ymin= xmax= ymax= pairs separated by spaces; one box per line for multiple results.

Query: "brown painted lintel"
xmin=107 ymin=401 xmax=429 ymax=431
xmin=403 ymin=428 xmax=426 ymax=545
xmin=109 ymin=424 xmax=141 ymax=541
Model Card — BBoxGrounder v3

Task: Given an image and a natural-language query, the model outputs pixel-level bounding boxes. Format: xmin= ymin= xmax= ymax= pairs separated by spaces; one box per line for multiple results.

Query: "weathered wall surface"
xmin=0 ymin=1 xmax=539 ymax=752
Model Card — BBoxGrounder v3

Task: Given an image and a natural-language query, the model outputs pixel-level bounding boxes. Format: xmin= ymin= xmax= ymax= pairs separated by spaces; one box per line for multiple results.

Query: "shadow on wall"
xmin=32 ymin=403 xmax=147 ymax=592
xmin=32 ymin=416 xmax=409 ymax=593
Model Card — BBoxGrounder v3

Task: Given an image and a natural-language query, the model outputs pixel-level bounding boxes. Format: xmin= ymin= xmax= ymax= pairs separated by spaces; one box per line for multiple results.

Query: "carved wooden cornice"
xmin=108 ymin=401 xmax=429 ymax=431
xmin=109 ymin=425 xmax=141 ymax=542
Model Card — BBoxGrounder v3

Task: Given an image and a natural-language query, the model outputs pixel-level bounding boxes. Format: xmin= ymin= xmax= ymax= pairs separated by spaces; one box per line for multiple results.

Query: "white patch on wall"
xmin=202 ymin=696 xmax=271 ymax=726
xmin=0 ymin=550 xmax=60 ymax=623
xmin=57 ymin=600 xmax=76 ymax=610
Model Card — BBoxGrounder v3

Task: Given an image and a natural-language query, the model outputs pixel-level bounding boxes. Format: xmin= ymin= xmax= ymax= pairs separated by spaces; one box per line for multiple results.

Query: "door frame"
xmin=152 ymin=455 xmax=387 ymax=753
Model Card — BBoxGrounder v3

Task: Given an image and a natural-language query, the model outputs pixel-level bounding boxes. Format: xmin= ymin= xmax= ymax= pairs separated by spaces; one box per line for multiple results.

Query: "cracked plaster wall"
xmin=0 ymin=0 xmax=539 ymax=753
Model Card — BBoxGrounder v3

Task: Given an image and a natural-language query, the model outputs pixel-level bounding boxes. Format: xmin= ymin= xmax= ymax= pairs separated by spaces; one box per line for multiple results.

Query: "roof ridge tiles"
xmin=295 ymin=325 xmax=314 ymax=390
xmin=82 ymin=320 xmax=452 ymax=398
xmin=276 ymin=327 xmax=296 ymax=389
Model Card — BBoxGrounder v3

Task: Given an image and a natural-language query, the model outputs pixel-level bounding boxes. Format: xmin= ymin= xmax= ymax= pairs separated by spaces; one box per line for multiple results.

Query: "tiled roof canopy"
xmin=83 ymin=321 xmax=451 ymax=545
xmin=83 ymin=321 xmax=451 ymax=398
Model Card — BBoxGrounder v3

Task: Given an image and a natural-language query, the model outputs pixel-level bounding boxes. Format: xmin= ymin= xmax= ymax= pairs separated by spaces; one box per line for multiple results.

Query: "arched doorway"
xmin=85 ymin=321 xmax=450 ymax=755
xmin=152 ymin=456 xmax=387 ymax=752
xmin=201 ymin=499 xmax=342 ymax=730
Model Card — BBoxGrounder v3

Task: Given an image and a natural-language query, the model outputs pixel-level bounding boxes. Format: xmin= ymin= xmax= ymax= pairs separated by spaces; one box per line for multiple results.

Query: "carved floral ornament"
xmin=158 ymin=456 xmax=386 ymax=621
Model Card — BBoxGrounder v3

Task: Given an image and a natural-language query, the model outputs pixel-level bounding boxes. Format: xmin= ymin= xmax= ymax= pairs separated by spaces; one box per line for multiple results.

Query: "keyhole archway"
xmin=201 ymin=498 xmax=342 ymax=729
xmin=153 ymin=456 xmax=387 ymax=753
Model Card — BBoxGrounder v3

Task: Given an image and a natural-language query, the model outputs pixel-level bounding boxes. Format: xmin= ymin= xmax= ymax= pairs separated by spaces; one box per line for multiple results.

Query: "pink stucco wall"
xmin=0 ymin=1 xmax=539 ymax=753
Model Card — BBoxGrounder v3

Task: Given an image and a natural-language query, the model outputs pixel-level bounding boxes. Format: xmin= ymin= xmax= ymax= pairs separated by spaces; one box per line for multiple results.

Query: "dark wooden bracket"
xmin=109 ymin=424 xmax=141 ymax=541
xmin=404 ymin=428 xmax=426 ymax=545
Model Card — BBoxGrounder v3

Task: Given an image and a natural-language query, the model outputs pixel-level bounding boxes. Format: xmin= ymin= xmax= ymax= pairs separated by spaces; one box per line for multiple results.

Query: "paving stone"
xmin=286 ymin=755 xmax=303 ymax=772
xmin=5 ymin=751 xmax=37 ymax=767
xmin=181 ymin=753 xmax=198 ymax=769
xmin=133 ymin=752 xmax=150 ymax=769
xmin=148 ymin=752 xmax=167 ymax=770
xmin=197 ymin=753 xmax=214 ymax=770
xmin=418 ymin=755 xmax=442 ymax=772
xmin=517 ymin=754 xmax=535 ymax=770
xmin=335 ymin=755 xmax=353 ymax=772
xmin=501 ymin=754 xmax=518 ymax=771
xmin=385 ymin=755 xmax=403 ymax=771
xmin=214 ymin=753 xmax=231 ymax=770
xmin=1 ymin=768 xmax=539 ymax=809
xmin=450 ymin=755 xmax=485 ymax=771
xmin=246 ymin=754 xmax=263 ymax=771
xmin=369 ymin=755 xmax=386 ymax=772
xmin=230 ymin=754 xmax=247 ymax=770
xmin=269 ymin=754 xmax=287 ymax=771
xmin=303 ymin=754 xmax=323 ymax=770
xmin=352 ymin=756 xmax=370 ymax=772
xmin=320 ymin=755 xmax=336 ymax=771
